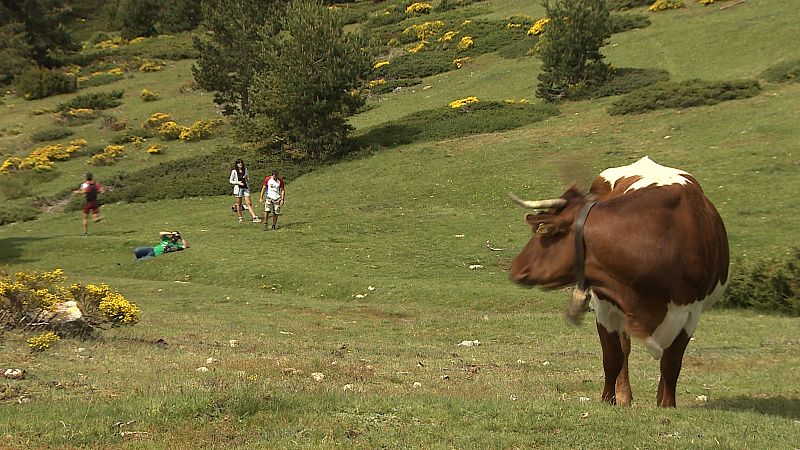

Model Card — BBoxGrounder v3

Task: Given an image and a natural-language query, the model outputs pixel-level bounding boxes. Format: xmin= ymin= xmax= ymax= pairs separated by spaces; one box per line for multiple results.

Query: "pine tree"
xmin=0 ymin=0 xmax=78 ymax=68
xmin=250 ymin=0 xmax=372 ymax=160
xmin=116 ymin=0 xmax=158 ymax=40
xmin=535 ymin=0 xmax=612 ymax=102
xmin=192 ymin=0 xmax=282 ymax=116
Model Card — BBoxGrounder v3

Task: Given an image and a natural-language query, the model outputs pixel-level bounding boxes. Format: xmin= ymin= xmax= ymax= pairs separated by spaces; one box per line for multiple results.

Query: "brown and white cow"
xmin=509 ymin=156 xmax=729 ymax=407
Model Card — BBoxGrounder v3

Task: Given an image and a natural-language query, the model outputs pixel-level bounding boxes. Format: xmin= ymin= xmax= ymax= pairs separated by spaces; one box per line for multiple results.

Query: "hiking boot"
xmin=238 ymin=217 xmax=243 ymax=224
xmin=252 ymin=217 xmax=262 ymax=223
xmin=271 ymin=224 xmax=276 ymax=230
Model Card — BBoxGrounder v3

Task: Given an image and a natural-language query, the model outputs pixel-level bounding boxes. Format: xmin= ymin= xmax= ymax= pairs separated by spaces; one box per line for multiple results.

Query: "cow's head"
xmin=509 ymin=186 xmax=588 ymax=289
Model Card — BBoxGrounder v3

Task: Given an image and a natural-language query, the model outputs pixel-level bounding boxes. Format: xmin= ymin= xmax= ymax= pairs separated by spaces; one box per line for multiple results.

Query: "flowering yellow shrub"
xmin=144 ymin=112 xmax=172 ymax=130
xmin=452 ymin=57 xmax=471 ymax=69
xmin=439 ymin=31 xmax=459 ymax=42
xmin=139 ymin=60 xmax=165 ymax=72
xmin=128 ymin=37 xmax=146 ymax=45
xmin=405 ymin=2 xmax=432 ymax=14
xmin=649 ymin=0 xmax=685 ymax=11
xmin=507 ymin=23 xmax=523 ymax=29
xmin=528 ymin=18 xmax=550 ymax=36
xmin=98 ymin=291 xmax=140 ymax=325
xmin=407 ymin=41 xmax=427 ymax=54
xmin=403 ymin=21 xmax=444 ymax=40
xmin=457 ymin=36 xmax=474 ymax=51
xmin=504 ymin=98 xmax=531 ymax=105
xmin=179 ymin=119 xmax=220 ymax=141
xmin=88 ymin=144 xmax=125 ymax=166
xmin=28 ymin=331 xmax=60 ymax=352
xmin=373 ymin=61 xmax=390 ymax=69
xmin=158 ymin=121 xmax=187 ymax=140
xmin=2 ymin=140 xmax=87 ymax=175
xmin=93 ymin=37 xmax=126 ymax=50
xmin=368 ymin=79 xmax=387 ymax=88
xmin=449 ymin=96 xmax=479 ymax=108
xmin=140 ymin=88 xmax=160 ymax=101
xmin=146 ymin=144 xmax=162 ymax=154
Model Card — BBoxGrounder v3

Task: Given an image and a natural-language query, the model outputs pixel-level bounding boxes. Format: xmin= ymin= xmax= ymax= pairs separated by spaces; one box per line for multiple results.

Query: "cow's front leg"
xmin=596 ymin=321 xmax=626 ymax=405
xmin=614 ymin=332 xmax=632 ymax=406
xmin=657 ymin=329 xmax=691 ymax=407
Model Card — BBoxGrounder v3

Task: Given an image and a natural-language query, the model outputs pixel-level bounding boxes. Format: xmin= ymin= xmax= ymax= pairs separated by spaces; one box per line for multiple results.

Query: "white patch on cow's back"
xmin=600 ymin=156 xmax=692 ymax=193
xmin=590 ymin=281 xmax=727 ymax=360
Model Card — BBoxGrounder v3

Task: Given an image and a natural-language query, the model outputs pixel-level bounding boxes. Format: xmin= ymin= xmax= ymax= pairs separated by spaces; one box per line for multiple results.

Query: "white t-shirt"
xmin=264 ymin=176 xmax=283 ymax=200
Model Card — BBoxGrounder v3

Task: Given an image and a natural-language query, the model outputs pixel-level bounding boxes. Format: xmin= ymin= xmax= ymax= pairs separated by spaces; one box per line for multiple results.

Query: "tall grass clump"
xmin=721 ymin=248 xmax=800 ymax=316
xmin=30 ymin=128 xmax=74 ymax=143
xmin=608 ymin=79 xmax=760 ymax=115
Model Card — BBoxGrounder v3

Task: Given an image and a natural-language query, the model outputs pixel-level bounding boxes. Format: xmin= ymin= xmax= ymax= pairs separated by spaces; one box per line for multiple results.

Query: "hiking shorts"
xmin=83 ymin=200 xmax=100 ymax=214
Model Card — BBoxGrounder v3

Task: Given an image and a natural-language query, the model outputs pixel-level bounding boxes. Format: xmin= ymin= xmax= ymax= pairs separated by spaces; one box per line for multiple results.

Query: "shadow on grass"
xmin=708 ymin=395 xmax=800 ymax=420
xmin=0 ymin=237 xmax=48 ymax=264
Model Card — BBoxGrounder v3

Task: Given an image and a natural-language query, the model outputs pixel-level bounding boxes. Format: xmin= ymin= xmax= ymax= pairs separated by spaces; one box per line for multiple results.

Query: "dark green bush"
xmin=760 ymin=58 xmax=800 ymax=84
xmin=353 ymin=101 xmax=559 ymax=148
xmin=0 ymin=200 xmax=40 ymax=225
xmin=13 ymin=67 xmax=78 ymax=100
xmin=117 ymin=0 xmax=158 ymax=40
xmin=101 ymin=146 xmax=318 ymax=204
xmin=158 ymin=0 xmax=203 ymax=33
xmin=610 ymin=13 xmax=651 ymax=33
xmin=110 ymin=129 xmax=151 ymax=144
xmin=56 ymin=90 xmax=124 ymax=111
xmin=570 ymin=67 xmax=670 ymax=100
xmin=30 ymin=128 xmax=74 ymax=143
xmin=607 ymin=0 xmax=653 ymax=10
xmin=371 ymin=78 xmax=422 ymax=95
xmin=608 ymin=79 xmax=761 ymax=115
xmin=78 ymin=73 xmax=123 ymax=89
xmin=434 ymin=0 xmax=486 ymax=12
xmin=720 ymin=248 xmax=800 ymax=316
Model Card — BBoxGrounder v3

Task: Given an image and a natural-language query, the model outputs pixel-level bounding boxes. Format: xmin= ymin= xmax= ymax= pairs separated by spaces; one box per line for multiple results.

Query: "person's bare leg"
xmin=235 ymin=198 xmax=243 ymax=220
xmin=245 ymin=196 xmax=258 ymax=220
xmin=82 ymin=213 xmax=89 ymax=235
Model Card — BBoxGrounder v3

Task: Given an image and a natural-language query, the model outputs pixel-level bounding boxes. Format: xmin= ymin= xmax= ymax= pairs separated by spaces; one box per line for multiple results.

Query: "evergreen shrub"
xmin=56 ymin=90 xmax=124 ymax=111
xmin=608 ymin=79 xmax=760 ymax=115
xmin=721 ymin=248 xmax=800 ymax=316
xmin=13 ymin=67 xmax=78 ymax=100
xmin=570 ymin=67 xmax=669 ymax=100
xmin=354 ymin=101 xmax=559 ymax=148
xmin=610 ymin=12 xmax=651 ymax=32
xmin=31 ymin=128 xmax=74 ymax=143
xmin=760 ymin=58 xmax=800 ymax=84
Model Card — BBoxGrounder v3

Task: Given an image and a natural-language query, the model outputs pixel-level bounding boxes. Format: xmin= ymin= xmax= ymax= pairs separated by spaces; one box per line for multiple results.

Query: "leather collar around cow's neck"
xmin=574 ymin=200 xmax=597 ymax=292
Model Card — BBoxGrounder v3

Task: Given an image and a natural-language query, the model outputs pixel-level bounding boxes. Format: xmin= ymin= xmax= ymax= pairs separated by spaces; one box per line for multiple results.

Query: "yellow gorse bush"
xmin=528 ymin=17 xmax=550 ymax=36
xmin=448 ymin=96 xmax=479 ymax=108
xmin=368 ymin=79 xmax=387 ymax=88
xmin=373 ymin=61 xmax=390 ymax=69
xmin=407 ymin=41 xmax=427 ymax=54
xmin=439 ymin=31 xmax=459 ymax=42
xmin=1 ymin=140 xmax=87 ymax=175
xmin=140 ymin=88 xmax=160 ymax=101
xmin=452 ymin=57 xmax=471 ymax=69
xmin=457 ymin=36 xmax=474 ymax=51
xmin=144 ymin=112 xmax=172 ymax=130
xmin=139 ymin=60 xmax=165 ymax=72
xmin=28 ymin=331 xmax=60 ymax=352
xmin=179 ymin=119 xmax=220 ymax=141
xmin=405 ymin=2 xmax=432 ymax=14
xmin=649 ymin=0 xmax=685 ymax=11
xmin=88 ymin=144 xmax=125 ymax=166
xmin=403 ymin=21 xmax=444 ymax=40
xmin=146 ymin=144 xmax=162 ymax=154
xmin=157 ymin=121 xmax=187 ymax=140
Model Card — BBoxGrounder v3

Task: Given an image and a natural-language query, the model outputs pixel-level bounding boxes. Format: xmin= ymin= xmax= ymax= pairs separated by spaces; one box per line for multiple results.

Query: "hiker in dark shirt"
xmin=74 ymin=172 xmax=106 ymax=237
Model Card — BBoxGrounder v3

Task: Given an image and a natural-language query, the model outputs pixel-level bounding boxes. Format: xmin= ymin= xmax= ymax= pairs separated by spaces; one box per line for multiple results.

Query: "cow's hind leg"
xmin=596 ymin=321 xmax=630 ymax=405
xmin=656 ymin=330 xmax=691 ymax=407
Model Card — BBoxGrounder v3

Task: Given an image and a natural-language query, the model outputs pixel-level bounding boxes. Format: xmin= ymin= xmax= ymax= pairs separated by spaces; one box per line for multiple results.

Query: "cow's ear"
xmin=526 ymin=214 xmax=556 ymax=235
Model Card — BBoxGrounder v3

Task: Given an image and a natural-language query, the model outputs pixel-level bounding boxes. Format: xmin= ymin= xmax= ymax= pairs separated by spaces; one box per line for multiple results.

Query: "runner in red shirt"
xmin=75 ymin=172 xmax=106 ymax=237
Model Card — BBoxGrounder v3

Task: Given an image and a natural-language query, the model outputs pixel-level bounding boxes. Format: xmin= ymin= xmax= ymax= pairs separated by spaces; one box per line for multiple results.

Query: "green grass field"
xmin=1 ymin=0 xmax=799 ymax=447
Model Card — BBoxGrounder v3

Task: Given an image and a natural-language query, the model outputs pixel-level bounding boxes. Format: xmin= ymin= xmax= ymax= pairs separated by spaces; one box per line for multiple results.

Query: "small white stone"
xmin=510 ymin=395 xmax=518 ymax=401
xmin=229 ymin=340 xmax=239 ymax=347
xmin=581 ymin=412 xmax=589 ymax=418
xmin=367 ymin=286 xmax=375 ymax=291
xmin=458 ymin=340 xmax=480 ymax=347
xmin=311 ymin=372 xmax=325 ymax=382
xmin=343 ymin=384 xmax=353 ymax=391
xmin=413 ymin=382 xmax=422 ymax=388
xmin=696 ymin=395 xmax=708 ymax=402
xmin=579 ymin=397 xmax=590 ymax=403
xmin=468 ymin=264 xmax=483 ymax=270
xmin=196 ymin=366 xmax=209 ymax=373
xmin=542 ymin=361 xmax=551 ymax=366
xmin=355 ymin=294 xmax=366 ymax=299
xmin=206 ymin=357 xmax=219 ymax=364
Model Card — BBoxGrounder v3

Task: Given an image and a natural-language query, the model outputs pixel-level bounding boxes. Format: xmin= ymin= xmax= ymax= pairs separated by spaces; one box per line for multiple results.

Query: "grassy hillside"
xmin=1 ymin=0 xmax=799 ymax=447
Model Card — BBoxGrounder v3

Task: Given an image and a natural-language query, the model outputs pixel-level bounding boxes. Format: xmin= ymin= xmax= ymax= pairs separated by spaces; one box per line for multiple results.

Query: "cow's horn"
xmin=509 ymin=192 xmax=567 ymax=210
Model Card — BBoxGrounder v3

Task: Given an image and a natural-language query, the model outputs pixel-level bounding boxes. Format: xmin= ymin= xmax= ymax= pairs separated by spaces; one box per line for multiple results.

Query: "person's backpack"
xmin=86 ymin=182 xmax=98 ymax=201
